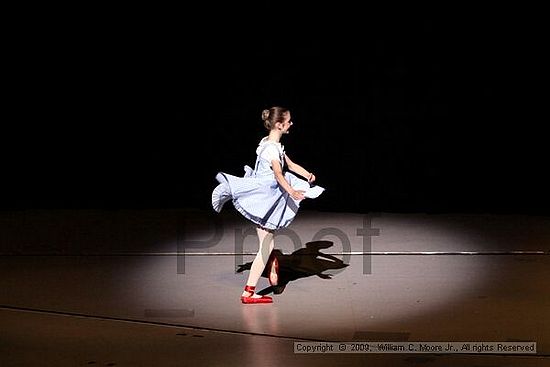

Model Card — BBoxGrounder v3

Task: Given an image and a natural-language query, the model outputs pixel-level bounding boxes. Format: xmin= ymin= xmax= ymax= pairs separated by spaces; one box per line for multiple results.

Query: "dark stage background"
xmin=2 ymin=13 xmax=547 ymax=215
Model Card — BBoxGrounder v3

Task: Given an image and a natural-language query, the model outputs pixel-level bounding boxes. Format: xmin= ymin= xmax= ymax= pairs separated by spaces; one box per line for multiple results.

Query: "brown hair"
xmin=261 ymin=106 xmax=290 ymax=130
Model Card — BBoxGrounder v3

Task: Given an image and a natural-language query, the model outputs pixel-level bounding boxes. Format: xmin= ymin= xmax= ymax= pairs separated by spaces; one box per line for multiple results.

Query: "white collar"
xmin=260 ymin=136 xmax=282 ymax=147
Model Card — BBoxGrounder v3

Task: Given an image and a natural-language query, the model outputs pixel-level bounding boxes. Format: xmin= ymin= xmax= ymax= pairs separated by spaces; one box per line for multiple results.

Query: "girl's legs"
xmin=241 ymin=227 xmax=275 ymax=298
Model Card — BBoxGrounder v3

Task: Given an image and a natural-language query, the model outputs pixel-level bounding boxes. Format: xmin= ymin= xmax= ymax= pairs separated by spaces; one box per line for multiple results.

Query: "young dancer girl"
xmin=212 ymin=106 xmax=324 ymax=304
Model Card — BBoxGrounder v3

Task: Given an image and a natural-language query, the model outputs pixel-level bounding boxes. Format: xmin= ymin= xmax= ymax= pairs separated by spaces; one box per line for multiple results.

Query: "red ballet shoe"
xmin=241 ymin=285 xmax=273 ymax=304
xmin=268 ymin=256 xmax=279 ymax=286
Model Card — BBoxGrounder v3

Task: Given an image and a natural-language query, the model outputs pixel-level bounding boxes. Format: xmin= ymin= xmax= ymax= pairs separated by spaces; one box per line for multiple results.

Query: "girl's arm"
xmin=271 ymin=159 xmax=305 ymax=200
xmin=284 ymin=154 xmax=316 ymax=183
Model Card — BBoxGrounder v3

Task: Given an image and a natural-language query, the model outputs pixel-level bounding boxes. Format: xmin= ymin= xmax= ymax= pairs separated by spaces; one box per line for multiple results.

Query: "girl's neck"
xmin=268 ymin=130 xmax=281 ymax=143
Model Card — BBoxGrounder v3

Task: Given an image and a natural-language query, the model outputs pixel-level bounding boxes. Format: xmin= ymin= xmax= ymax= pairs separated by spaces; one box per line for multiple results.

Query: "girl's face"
xmin=279 ymin=114 xmax=294 ymax=134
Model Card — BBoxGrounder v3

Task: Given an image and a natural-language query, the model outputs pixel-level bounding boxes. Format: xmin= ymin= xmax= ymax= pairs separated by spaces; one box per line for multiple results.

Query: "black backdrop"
xmin=2 ymin=12 xmax=547 ymax=214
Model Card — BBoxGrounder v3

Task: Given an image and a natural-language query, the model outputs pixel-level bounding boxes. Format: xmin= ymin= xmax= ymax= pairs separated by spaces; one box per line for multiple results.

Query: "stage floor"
xmin=1 ymin=209 xmax=549 ymax=366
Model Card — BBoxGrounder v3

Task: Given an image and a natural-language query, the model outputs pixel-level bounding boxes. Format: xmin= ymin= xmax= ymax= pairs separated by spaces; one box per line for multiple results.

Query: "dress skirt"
xmin=212 ymin=165 xmax=324 ymax=230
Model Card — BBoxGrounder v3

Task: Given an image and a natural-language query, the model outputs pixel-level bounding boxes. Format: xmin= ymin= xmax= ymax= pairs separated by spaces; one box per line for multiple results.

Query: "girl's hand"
xmin=308 ymin=173 xmax=316 ymax=183
xmin=290 ymin=189 xmax=306 ymax=201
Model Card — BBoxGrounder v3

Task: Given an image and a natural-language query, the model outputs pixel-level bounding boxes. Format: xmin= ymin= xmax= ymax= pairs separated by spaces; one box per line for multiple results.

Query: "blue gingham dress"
xmin=212 ymin=138 xmax=325 ymax=230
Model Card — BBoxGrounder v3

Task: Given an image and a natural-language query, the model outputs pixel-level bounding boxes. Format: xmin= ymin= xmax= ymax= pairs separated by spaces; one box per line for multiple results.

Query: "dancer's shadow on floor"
xmin=236 ymin=240 xmax=349 ymax=295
